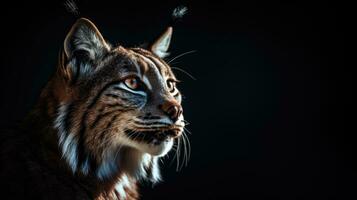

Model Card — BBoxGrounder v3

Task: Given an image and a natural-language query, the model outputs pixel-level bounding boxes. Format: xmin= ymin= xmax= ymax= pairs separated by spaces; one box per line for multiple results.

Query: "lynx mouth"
xmin=125 ymin=129 xmax=181 ymax=145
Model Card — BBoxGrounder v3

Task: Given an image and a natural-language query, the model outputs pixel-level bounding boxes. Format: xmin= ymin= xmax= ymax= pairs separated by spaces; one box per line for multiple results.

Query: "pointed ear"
xmin=150 ymin=27 xmax=173 ymax=58
xmin=64 ymin=18 xmax=110 ymax=60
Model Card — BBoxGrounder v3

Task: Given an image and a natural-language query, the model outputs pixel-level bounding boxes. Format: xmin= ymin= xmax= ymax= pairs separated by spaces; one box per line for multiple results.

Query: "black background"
xmin=0 ymin=0 xmax=349 ymax=199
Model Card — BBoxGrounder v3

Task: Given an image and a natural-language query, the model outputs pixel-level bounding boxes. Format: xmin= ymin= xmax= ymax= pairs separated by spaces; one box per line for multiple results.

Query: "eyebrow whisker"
xmin=170 ymin=67 xmax=197 ymax=80
xmin=167 ymin=50 xmax=197 ymax=64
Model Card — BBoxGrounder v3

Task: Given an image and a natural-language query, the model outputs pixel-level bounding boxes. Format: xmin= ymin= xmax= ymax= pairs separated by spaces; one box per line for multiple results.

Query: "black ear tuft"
xmin=150 ymin=6 xmax=188 ymax=58
xmin=64 ymin=0 xmax=80 ymax=16
xmin=171 ymin=6 xmax=188 ymax=22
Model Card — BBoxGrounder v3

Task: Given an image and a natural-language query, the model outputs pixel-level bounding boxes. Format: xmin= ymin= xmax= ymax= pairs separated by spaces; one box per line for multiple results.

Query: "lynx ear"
xmin=150 ymin=27 xmax=173 ymax=58
xmin=64 ymin=18 xmax=110 ymax=60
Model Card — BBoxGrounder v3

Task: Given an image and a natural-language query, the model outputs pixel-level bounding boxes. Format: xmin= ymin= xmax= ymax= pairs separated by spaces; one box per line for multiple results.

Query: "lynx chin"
xmin=0 ymin=15 xmax=189 ymax=200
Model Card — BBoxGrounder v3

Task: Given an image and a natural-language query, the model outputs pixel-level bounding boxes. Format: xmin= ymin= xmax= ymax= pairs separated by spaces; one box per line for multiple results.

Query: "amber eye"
xmin=124 ymin=77 xmax=140 ymax=90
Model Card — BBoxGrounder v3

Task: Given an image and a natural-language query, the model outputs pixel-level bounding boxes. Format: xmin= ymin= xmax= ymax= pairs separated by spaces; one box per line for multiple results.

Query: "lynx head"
xmin=51 ymin=18 xmax=185 ymax=182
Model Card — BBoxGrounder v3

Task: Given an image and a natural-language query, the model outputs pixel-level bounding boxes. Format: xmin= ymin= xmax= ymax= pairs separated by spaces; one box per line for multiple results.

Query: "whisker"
xmin=181 ymin=133 xmax=187 ymax=170
xmin=183 ymin=127 xmax=192 ymax=135
xmin=167 ymin=50 xmax=196 ymax=64
xmin=182 ymin=121 xmax=190 ymax=126
xmin=159 ymin=158 xmax=165 ymax=164
xmin=183 ymin=132 xmax=191 ymax=163
xmin=176 ymin=138 xmax=181 ymax=171
xmin=168 ymin=140 xmax=179 ymax=167
xmin=170 ymin=67 xmax=197 ymax=81
xmin=182 ymin=119 xmax=190 ymax=123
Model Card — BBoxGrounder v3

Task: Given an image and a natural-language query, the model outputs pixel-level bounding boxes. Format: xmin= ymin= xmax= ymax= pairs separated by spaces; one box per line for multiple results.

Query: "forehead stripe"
xmin=135 ymin=53 xmax=166 ymax=85
xmin=134 ymin=56 xmax=149 ymax=76
xmin=135 ymin=54 xmax=161 ymax=90
xmin=130 ymin=55 xmax=142 ymax=77
xmin=135 ymin=54 xmax=158 ymax=72
xmin=127 ymin=49 xmax=148 ymax=75
xmin=131 ymin=49 xmax=167 ymax=76
xmin=134 ymin=57 xmax=152 ymax=90
xmin=145 ymin=56 xmax=166 ymax=76
xmin=142 ymin=75 xmax=152 ymax=90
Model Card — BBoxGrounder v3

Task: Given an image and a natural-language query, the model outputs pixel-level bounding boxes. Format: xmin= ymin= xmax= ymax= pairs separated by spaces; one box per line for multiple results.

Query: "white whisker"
xmin=170 ymin=67 xmax=197 ymax=80
xmin=167 ymin=50 xmax=196 ymax=64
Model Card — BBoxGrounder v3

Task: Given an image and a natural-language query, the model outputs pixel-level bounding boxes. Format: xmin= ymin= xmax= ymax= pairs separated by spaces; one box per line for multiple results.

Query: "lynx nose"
xmin=160 ymin=100 xmax=182 ymax=122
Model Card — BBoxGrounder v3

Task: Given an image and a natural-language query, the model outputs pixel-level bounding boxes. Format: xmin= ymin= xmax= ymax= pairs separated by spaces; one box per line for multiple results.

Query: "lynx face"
xmin=53 ymin=18 xmax=184 ymax=180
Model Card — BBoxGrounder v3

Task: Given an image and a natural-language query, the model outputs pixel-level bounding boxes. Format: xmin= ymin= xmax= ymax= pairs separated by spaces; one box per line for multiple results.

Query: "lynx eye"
xmin=167 ymin=80 xmax=176 ymax=93
xmin=124 ymin=77 xmax=140 ymax=90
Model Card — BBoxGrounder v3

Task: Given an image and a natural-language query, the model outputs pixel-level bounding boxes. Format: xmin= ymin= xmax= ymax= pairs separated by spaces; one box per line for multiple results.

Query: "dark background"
xmin=0 ymin=0 xmax=349 ymax=199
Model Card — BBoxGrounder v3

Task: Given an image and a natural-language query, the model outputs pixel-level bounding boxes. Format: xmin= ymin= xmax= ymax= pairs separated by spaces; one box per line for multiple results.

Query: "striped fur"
xmin=28 ymin=18 xmax=186 ymax=199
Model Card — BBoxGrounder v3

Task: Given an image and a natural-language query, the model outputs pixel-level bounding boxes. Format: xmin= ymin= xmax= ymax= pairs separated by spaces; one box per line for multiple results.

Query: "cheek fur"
xmin=84 ymin=111 xmax=136 ymax=157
